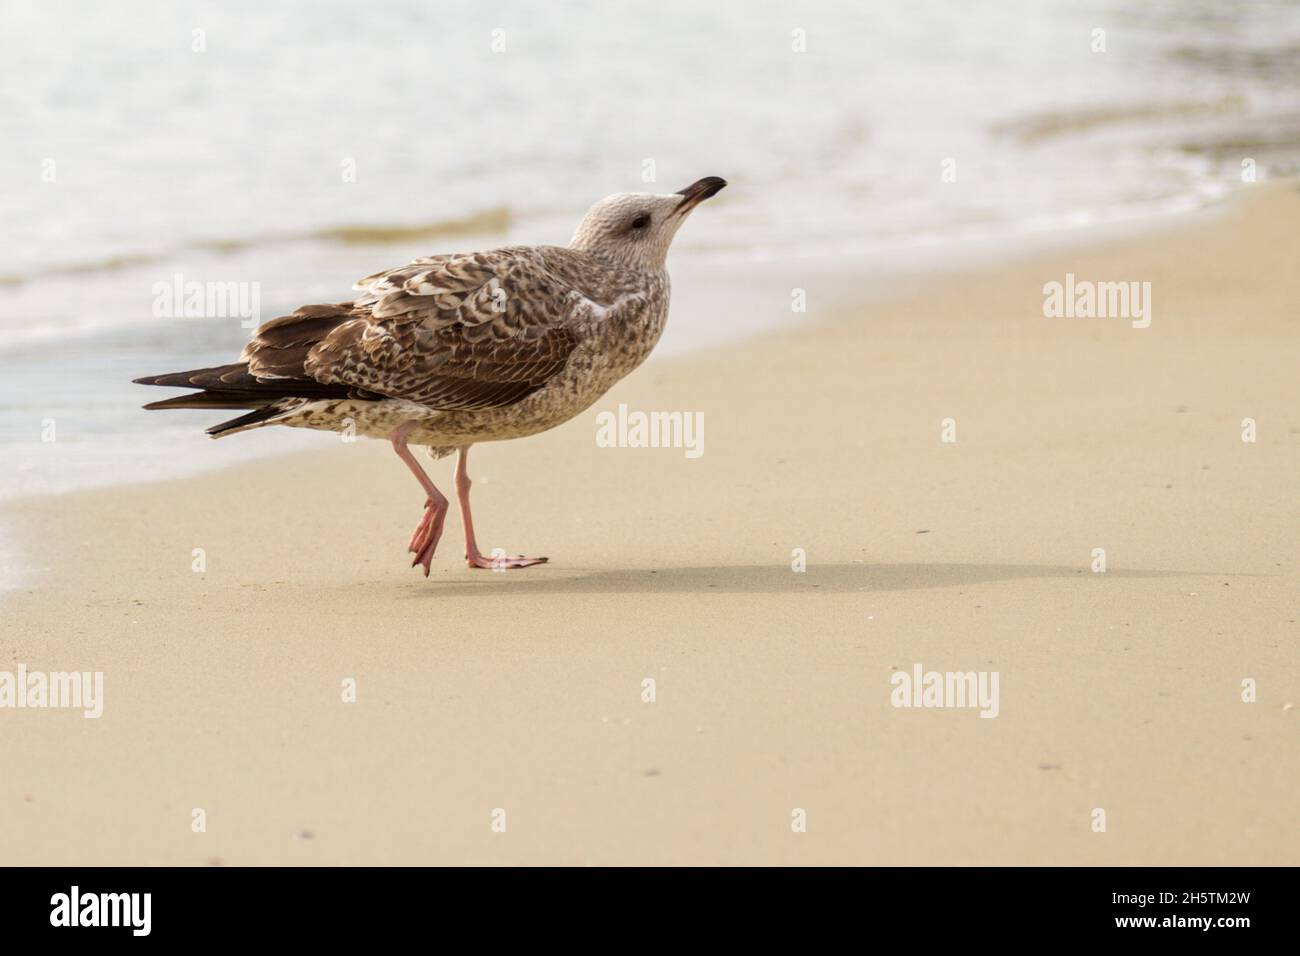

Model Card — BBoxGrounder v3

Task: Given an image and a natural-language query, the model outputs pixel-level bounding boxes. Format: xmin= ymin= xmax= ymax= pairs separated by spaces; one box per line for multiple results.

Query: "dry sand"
xmin=2 ymin=184 xmax=1297 ymax=865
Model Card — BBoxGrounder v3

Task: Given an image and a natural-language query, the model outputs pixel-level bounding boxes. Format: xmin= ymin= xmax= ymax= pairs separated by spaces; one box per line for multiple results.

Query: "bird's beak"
xmin=674 ymin=176 xmax=727 ymax=214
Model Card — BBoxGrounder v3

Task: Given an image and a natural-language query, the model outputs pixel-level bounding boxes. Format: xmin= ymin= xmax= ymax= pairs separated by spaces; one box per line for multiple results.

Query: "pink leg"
xmin=455 ymin=446 xmax=547 ymax=570
xmin=391 ymin=422 xmax=449 ymax=577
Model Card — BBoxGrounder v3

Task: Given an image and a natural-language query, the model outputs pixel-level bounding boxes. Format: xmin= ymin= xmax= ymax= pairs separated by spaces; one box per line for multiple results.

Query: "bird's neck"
xmin=570 ymin=239 xmax=666 ymax=276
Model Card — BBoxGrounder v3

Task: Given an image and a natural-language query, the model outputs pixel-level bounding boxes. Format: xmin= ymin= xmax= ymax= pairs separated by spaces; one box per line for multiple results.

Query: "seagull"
xmin=135 ymin=176 xmax=726 ymax=575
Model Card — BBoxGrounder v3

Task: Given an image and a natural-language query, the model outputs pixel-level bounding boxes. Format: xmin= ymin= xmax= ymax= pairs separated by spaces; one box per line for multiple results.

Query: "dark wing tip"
xmin=205 ymin=406 xmax=283 ymax=437
xmin=134 ymin=371 xmax=199 ymax=388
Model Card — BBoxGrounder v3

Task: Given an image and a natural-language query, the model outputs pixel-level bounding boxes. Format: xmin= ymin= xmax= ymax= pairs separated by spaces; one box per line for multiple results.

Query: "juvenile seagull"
xmin=135 ymin=177 xmax=726 ymax=574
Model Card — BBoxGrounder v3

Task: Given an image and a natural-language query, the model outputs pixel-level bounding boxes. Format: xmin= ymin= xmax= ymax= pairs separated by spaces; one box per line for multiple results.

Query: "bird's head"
xmin=569 ymin=176 xmax=726 ymax=271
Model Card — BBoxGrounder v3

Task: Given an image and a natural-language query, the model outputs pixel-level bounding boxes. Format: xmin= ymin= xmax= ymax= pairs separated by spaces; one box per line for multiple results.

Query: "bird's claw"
xmin=408 ymin=499 xmax=447 ymax=577
xmin=467 ymin=552 xmax=548 ymax=571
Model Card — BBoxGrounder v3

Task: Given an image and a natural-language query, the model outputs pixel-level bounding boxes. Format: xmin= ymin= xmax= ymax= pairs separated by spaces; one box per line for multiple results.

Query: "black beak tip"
xmin=676 ymin=176 xmax=728 ymax=204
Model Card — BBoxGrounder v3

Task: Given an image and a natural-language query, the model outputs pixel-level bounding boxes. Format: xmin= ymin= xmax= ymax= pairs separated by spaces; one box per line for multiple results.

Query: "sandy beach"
xmin=2 ymin=183 xmax=1297 ymax=866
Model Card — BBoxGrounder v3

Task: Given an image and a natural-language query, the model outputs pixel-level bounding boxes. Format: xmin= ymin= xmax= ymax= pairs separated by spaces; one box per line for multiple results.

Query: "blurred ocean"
xmin=3 ymin=0 xmax=1300 ymax=501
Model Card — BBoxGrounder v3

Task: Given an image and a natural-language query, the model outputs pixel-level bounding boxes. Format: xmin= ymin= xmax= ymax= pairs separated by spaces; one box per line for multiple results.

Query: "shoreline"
xmin=2 ymin=181 xmax=1297 ymax=865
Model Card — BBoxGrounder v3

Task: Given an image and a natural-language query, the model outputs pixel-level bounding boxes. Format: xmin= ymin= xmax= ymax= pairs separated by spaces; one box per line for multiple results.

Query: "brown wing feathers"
xmin=135 ymin=248 xmax=588 ymax=432
xmin=240 ymin=304 xmax=354 ymax=380
xmin=304 ymin=318 xmax=577 ymax=410
xmin=299 ymin=249 xmax=581 ymax=410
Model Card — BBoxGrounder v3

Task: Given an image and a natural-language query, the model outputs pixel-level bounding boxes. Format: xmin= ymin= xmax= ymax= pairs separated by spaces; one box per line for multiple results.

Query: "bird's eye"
xmin=630 ymin=213 xmax=651 ymax=230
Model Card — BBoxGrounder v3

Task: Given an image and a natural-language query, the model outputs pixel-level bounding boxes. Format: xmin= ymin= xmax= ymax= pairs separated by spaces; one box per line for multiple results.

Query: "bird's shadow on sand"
xmin=401 ymin=562 xmax=1234 ymax=598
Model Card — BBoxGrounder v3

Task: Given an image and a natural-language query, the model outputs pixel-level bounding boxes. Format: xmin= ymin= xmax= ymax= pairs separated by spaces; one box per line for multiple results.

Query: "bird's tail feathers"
xmin=134 ymin=360 xmax=359 ymax=437
xmin=205 ymin=405 xmax=291 ymax=438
